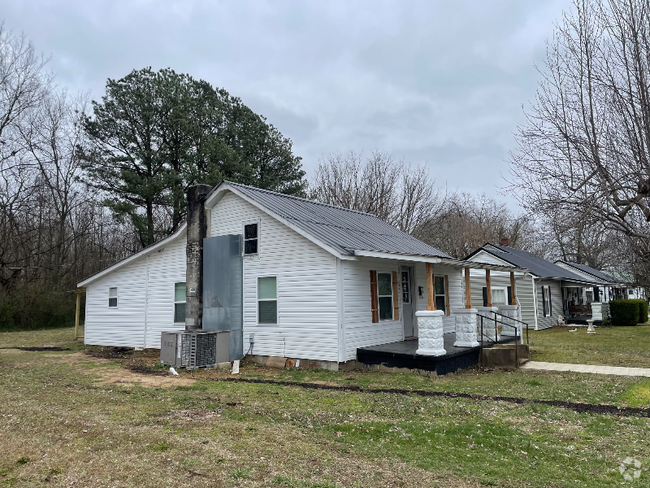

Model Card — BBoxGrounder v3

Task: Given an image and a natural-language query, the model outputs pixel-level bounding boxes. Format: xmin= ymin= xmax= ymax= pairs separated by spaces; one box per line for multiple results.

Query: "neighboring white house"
xmin=466 ymin=243 xmax=608 ymax=329
xmin=78 ymin=182 xmax=525 ymax=368
xmin=555 ymin=261 xmax=646 ymax=302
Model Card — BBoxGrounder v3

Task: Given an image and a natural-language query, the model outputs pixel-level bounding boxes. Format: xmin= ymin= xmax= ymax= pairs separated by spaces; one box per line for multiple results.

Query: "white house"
xmin=78 ymin=182 xmax=526 ymax=370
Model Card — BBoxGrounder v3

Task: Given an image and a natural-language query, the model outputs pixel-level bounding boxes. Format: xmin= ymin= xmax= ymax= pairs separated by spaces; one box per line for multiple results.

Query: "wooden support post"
xmin=464 ymin=268 xmax=472 ymax=309
xmin=510 ymin=272 xmax=517 ymax=305
xmin=426 ymin=263 xmax=435 ymax=311
xmin=485 ymin=269 xmax=493 ymax=307
xmin=75 ymin=291 xmax=81 ymax=340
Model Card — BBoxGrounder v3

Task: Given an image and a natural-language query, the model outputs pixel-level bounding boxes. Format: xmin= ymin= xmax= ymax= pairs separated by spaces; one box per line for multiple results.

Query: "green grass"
xmin=0 ymin=326 xmax=77 ymax=348
xmin=2 ymin=328 xmax=650 ymax=487
xmin=529 ymin=325 xmax=650 ymax=367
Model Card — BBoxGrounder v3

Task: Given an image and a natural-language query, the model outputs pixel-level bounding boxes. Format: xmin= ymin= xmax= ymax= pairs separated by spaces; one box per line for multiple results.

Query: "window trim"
xmin=491 ymin=286 xmax=508 ymax=305
xmin=174 ymin=282 xmax=186 ymax=325
xmin=377 ymin=272 xmax=394 ymax=321
xmin=243 ymin=219 xmax=260 ymax=256
xmin=108 ymin=287 xmax=118 ymax=308
xmin=257 ymin=275 xmax=278 ymax=325
xmin=541 ymin=285 xmax=552 ymax=317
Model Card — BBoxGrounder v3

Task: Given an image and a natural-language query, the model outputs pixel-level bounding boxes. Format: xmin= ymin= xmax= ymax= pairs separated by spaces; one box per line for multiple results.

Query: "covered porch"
xmin=356 ymin=253 xmax=529 ymax=374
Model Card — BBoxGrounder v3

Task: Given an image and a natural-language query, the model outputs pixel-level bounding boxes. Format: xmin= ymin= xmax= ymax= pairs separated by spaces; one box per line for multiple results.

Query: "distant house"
xmin=466 ymin=242 xmax=610 ymax=329
xmin=555 ymin=261 xmax=645 ymax=302
xmin=77 ymin=181 xmax=524 ymax=372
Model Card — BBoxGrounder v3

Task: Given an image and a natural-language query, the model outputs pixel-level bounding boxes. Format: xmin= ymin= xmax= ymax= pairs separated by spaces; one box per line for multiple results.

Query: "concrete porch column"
xmin=415 ymin=310 xmax=446 ymax=356
xmin=498 ymin=304 xmax=521 ymax=339
xmin=453 ymin=308 xmax=479 ymax=347
xmin=591 ymin=302 xmax=609 ymax=322
xmin=476 ymin=306 xmax=499 ymax=342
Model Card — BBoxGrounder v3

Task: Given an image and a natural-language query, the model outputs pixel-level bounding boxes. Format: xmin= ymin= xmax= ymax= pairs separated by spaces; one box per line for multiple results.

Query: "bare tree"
xmin=310 ymin=150 xmax=443 ymax=234
xmin=415 ymin=192 xmax=537 ymax=259
xmin=509 ymin=0 xmax=650 ymax=269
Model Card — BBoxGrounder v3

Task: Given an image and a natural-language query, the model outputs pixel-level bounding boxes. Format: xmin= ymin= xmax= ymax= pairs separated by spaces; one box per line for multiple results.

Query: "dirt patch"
xmin=85 ymin=347 xmax=136 ymax=359
xmin=94 ymin=367 xmax=195 ymax=388
xmin=214 ymin=377 xmax=650 ymax=418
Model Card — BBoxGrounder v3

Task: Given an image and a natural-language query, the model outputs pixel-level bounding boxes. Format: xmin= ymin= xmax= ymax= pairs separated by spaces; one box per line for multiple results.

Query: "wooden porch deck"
xmin=357 ymin=334 xmax=480 ymax=375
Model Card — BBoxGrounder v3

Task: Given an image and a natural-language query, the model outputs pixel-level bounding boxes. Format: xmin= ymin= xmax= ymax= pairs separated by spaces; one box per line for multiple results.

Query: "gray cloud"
xmin=1 ymin=0 xmax=572 ymax=208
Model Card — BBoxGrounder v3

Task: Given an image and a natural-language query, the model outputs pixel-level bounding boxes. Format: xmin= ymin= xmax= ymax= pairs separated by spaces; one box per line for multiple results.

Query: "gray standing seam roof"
xmin=556 ymin=261 xmax=619 ymax=284
xmin=470 ymin=243 xmax=602 ymax=284
xmin=226 ymin=181 xmax=451 ymax=258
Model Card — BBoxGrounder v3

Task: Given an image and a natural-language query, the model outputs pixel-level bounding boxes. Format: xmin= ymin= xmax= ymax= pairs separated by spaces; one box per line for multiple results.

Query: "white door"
xmin=401 ymin=267 xmax=414 ymax=337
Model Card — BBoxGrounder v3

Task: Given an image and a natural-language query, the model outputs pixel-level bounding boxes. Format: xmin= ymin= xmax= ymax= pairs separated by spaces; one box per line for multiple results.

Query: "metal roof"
xmin=226 ymin=181 xmax=452 ymax=258
xmin=467 ymin=243 xmax=602 ymax=284
xmin=555 ymin=261 xmax=620 ymax=284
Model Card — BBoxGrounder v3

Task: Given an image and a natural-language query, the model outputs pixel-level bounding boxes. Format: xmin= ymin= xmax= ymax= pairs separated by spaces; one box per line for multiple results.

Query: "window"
xmin=434 ymin=276 xmax=446 ymax=313
xmin=491 ymin=287 xmax=507 ymax=305
xmin=258 ymin=277 xmax=277 ymax=324
xmin=108 ymin=287 xmax=118 ymax=308
xmin=174 ymin=282 xmax=186 ymax=324
xmin=378 ymin=273 xmax=393 ymax=320
xmin=244 ymin=223 xmax=258 ymax=255
xmin=541 ymin=285 xmax=553 ymax=317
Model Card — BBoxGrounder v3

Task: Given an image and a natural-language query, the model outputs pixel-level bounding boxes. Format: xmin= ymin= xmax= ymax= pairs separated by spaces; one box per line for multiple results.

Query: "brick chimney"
xmin=500 ymin=237 xmax=511 ymax=247
xmin=185 ymin=184 xmax=212 ymax=331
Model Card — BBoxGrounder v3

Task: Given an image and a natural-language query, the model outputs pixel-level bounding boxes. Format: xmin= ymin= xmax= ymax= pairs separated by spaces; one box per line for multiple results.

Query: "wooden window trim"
xmin=370 ymin=270 xmax=379 ymax=323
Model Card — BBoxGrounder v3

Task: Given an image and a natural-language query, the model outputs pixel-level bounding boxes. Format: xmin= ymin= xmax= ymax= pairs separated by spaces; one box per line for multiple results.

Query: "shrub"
xmin=609 ymin=299 xmax=640 ymax=326
xmin=629 ymin=299 xmax=649 ymax=323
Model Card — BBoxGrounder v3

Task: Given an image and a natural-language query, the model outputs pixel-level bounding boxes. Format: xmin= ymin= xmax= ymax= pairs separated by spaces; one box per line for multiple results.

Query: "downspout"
xmin=185 ymin=184 xmax=212 ymax=331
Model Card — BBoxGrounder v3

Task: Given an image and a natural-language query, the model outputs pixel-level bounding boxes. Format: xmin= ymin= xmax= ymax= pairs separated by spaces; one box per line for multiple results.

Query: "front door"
xmin=401 ymin=267 xmax=414 ymax=337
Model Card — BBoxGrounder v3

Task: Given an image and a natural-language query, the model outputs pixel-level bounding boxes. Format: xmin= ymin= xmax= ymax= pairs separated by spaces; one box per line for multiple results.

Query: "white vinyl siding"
xmin=84 ymin=233 xmax=187 ymax=349
xmin=342 ymin=257 xmax=402 ymax=361
xmin=536 ymin=280 xmax=562 ymax=329
xmin=211 ymin=191 xmax=339 ymax=362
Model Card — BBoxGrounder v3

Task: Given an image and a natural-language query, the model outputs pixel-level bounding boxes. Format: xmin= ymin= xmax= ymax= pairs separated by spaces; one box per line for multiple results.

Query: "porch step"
xmin=481 ymin=344 xmax=530 ymax=369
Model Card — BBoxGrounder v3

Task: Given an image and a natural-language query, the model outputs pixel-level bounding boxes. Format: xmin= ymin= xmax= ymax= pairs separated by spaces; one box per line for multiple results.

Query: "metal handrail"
xmin=477 ymin=312 xmax=530 ymax=367
xmin=488 ymin=311 xmax=530 ymax=345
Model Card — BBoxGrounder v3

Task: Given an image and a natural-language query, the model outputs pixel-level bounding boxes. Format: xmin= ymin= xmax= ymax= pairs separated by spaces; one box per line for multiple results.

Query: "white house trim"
xmin=77 ymin=224 xmax=187 ymax=288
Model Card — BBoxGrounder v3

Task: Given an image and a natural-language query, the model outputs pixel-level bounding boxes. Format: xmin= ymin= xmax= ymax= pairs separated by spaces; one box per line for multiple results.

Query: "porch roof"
xmin=352 ymin=249 xmax=528 ymax=273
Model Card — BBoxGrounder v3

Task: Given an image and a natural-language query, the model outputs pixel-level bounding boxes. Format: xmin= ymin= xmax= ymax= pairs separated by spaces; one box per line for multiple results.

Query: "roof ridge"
xmin=225 ymin=180 xmax=387 ymax=220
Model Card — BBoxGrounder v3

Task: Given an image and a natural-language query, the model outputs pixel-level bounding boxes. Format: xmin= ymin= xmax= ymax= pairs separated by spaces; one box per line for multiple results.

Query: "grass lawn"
xmin=1 ymin=328 xmax=650 ymax=487
xmin=529 ymin=325 xmax=650 ymax=368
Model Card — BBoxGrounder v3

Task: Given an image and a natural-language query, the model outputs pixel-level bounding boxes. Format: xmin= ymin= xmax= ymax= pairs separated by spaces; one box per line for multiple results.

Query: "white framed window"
xmin=377 ymin=272 xmax=393 ymax=320
xmin=243 ymin=220 xmax=259 ymax=255
xmin=491 ymin=286 xmax=508 ymax=305
xmin=108 ymin=287 xmax=118 ymax=308
xmin=174 ymin=282 xmax=186 ymax=324
xmin=257 ymin=276 xmax=277 ymax=324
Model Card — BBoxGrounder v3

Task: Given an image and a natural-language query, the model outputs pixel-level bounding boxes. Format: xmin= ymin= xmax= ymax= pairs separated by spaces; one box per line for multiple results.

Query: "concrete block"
xmin=265 ymin=356 xmax=288 ymax=368
xmin=285 ymin=358 xmax=297 ymax=368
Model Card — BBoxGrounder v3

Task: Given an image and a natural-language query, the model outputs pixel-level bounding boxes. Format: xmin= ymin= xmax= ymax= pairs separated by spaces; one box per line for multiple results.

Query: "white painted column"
xmin=591 ymin=302 xmax=603 ymax=322
xmin=453 ymin=308 xmax=479 ymax=347
xmin=415 ymin=310 xmax=446 ymax=356
xmin=476 ymin=306 xmax=499 ymax=342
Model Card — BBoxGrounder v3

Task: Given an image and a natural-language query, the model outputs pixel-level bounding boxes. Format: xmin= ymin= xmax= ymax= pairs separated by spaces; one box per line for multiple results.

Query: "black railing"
xmin=477 ymin=312 xmax=529 ymax=367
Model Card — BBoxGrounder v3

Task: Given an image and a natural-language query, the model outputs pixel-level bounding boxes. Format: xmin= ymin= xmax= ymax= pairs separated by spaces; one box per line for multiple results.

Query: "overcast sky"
xmin=1 ymin=0 xmax=572 ymax=209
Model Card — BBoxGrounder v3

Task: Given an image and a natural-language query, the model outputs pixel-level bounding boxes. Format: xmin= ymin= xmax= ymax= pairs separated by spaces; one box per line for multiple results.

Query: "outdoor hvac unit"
xmin=160 ymin=330 xmax=230 ymax=369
